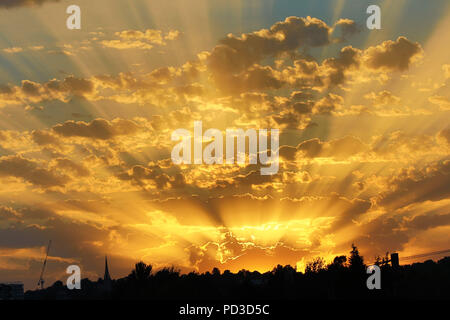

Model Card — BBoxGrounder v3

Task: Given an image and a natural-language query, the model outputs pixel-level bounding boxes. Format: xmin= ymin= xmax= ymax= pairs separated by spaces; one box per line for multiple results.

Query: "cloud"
xmin=54 ymin=158 xmax=90 ymax=177
xmin=209 ymin=16 xmax=332 ymax=74
xmin=115 ymin=29 xmax=180 ymax=44
xmin=328 ymin=195 xmax=371 ymax=230
xmin=0 ymin=0 xmax=59 ymax=9
xmin=101 ymin=40 xmax=154 ymax=50
xmin=46 ymin=76 xmax=95 ymax=96
xmin=351 ymin=200 xmax=450 ymax=257
xmin=376 ymin=160 xmax=450 ymax=209
xmin=279 ymin=145 xmax=298 ymax=161
xmin=322 ymin=46 xmax=361 ymax=87
xmin=280 ymin=130 xmax=442 ymax=165
xmin=3 ymin=47 xmax=23 ymax=53
xmin=117 ymin=164 xmax=185 ymax=190
xmin=0 ymin=206 xmax=21 ymax=222
xmin=296 ymin=138 xmax=324 ymax=158
xmin=283 ymin=135 xmax=367 ymax=160
xmin=364 ymin=90 xmax=400 ymax=106
xmin=3 ymin=46 xmax=45 ymax=53
xmin=443 ymin=64 xmax=450 ymax=79
xmin=312 ymin=93 xmax=345 ymax=114
xmin=364 ymin=36 xmax=423 ymax=71
xmin=438 ymin=128 xmax=450 ymax=145
xmin=187 ymin=230 xmax=311 ymax=273
xmin=407 ymin=212 xmax=450 ymax=230
xmin=0 ymin=32 xmax=424 ymax=114
xmin=31 ymin=130 xmax=60 ymax=146
xmin=0 ymin=75 xmax=97 ymax=107
xmin=429 ymin=95 xmax=450 ymax=110
xmin=370 ymin=131 xmax=440 ymax=158
xmin=207 ymin=16 xmax=335 ymax=92
xmin=101 ymin=29 xmax=181 ymax=50
xmin=332 ymin=19 xmax=361 ymax=42
xmin=213 ymin=64 xmax=284 ymax=94
xmin=0 ymin=155 xmax=69 ymax=187
xmin=52 ymin=118 xmax=140 ymax=140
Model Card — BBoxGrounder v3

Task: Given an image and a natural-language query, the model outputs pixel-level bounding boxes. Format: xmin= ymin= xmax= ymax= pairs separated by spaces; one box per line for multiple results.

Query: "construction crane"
xmin=37 ymin=240 xmax=51 ymax=290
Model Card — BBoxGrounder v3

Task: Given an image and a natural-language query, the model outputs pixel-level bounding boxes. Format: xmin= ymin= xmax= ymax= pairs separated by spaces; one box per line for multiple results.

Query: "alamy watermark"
xmin=367 ymin=5 xmax=381 ymax=30
xmin=66 ymin=265 xmax=81 ymax=290
xmin=366 ymin=265 xmax=381 ymax=289
xmin=65 ymin=5 xmax=379 ymax=31
xmin=171 ymin=121 xmax=279 ymax=175
xmin=66 ymin=5 xmax=81 ymax=30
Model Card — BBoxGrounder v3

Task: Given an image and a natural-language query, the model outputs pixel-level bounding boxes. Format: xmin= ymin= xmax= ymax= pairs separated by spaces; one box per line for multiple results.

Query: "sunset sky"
xmin=0 ymin=0 xmax=449 ymax=290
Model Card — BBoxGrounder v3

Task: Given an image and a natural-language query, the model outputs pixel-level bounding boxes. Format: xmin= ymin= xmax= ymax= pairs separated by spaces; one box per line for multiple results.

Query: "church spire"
xmin=103 ymin=255 xmax=112 ymax=294
xmin=104 ymin=255 xmax=111 ymax=282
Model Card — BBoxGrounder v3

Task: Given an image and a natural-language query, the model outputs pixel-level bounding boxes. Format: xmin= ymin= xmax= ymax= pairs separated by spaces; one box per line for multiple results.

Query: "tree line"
xmin=25 ymin=245 xmax=450 ymax=300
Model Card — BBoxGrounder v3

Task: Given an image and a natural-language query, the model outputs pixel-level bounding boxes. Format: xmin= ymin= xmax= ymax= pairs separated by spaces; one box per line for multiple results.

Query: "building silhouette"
xmin=0 ymin=282 xmax=24 ymax=300
xmin=391 ymin=253 xmax=399 ymax=269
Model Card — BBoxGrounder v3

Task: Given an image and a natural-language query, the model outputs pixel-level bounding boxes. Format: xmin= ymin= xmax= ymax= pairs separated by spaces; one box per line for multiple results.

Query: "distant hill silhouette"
xmin=24 ymin=245 xmax=450 ymax=300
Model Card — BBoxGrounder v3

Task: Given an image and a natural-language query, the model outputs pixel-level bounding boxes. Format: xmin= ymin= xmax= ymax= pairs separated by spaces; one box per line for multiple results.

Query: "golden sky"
xmin=0 ymin=0 xmax=449 ymax=289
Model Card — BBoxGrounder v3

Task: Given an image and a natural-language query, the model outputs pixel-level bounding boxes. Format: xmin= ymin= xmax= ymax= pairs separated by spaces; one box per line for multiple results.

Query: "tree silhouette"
xmin=128 ymin=261 xmax=152 ymax=282
xmin=348 ymin=243 xmax=365 ymax=272
xmin=305 ymin=257 xmax=326 ymax=274
xmin=212 ymin=267 xmax=221 ymax=276
xmin=374 ymin=252 xmax=390 ymax=267
xmin=327 ymin=255 xmax=347 ymax=271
